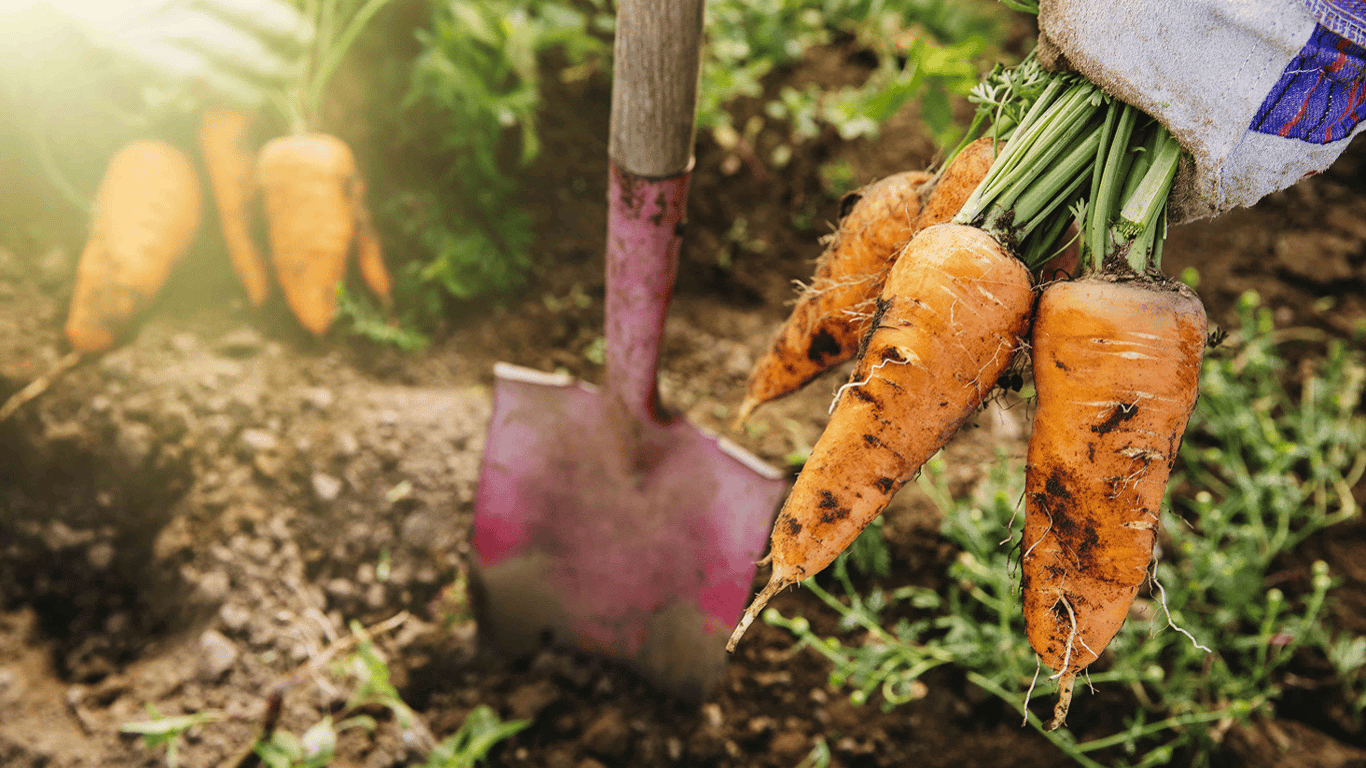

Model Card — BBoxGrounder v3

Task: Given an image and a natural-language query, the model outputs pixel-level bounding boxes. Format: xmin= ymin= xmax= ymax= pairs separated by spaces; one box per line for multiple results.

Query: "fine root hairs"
xmin=1022 ymin=658 xmax=1043 ymax=726
xmin=798 ymin=271 xmax=879 ymax=299
xmin=1049 ymin=594 xmax=1080 ymax=683
xmin=1152 ymin=567 xmax=1212 ymax=653
xmin=1020 ymin=508 xmax=1054 ymax=563
xmin=828 ymin=351 xmax=917 ymax=414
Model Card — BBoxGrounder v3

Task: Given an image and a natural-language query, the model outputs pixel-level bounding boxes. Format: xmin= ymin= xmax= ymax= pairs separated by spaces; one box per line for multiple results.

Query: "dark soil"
xmin=3 ymin=25 xmax=1366 ymax=768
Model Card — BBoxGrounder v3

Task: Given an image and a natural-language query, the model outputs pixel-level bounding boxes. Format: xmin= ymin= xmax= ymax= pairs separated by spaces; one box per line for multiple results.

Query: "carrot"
xmin=911 ymin=136 xmax=1000 ymax=231
xmin=736 ymin=137 xmax=1000 ymax=424
xmin=727 ymin=222 xmax=1035 ymax=650
xmin=353 ymin=195 xmax=394 ymax=309
xmin=65 ymin=140 xmax=204 ymax=352
xmin=1022 ymin=277 xmax=1206 ymax=729
xmin=256 ymin=131 xmax=387 ymax=335
xmin=198 ymin=107 xmax=272 ymax=306
xmin=735 ymin=170 xmax=929 ymax=420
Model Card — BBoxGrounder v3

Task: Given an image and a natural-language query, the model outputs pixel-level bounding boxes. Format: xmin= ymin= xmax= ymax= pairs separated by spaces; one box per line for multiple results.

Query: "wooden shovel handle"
xmin=608 ymin=0 xmax=704 ymax=178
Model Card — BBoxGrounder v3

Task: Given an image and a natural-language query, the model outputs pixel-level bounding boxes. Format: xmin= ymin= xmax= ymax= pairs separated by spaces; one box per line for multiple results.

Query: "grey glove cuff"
xmin=1037 ymin=0 xmax=1365 ymax=224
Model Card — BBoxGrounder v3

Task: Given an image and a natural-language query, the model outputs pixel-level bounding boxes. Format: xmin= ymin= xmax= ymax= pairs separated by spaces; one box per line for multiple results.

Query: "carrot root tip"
xmin=1046 ymin=672 xmax=1076 ymax=731
xmin=726 ymin=577 xmax=787 ymax=653
xmin=732 ymin=396 xmax=759 ymax=430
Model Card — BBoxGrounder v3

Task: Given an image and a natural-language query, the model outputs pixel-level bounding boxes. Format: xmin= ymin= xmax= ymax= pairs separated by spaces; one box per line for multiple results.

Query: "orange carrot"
xmin=738 ymin=170 xmax=929 ymax=419
xmin=198 ymin=107 xmax=272 ymax=306
xmin=727 ymin=222 xmax=1035 ymax=650
xmin=65 ymin=140 xmax=203 ymax=352
xmin=737 ymin=137 xmax=999 ymax=424
xmin=910 ymin=136 xmax=1000 ymax=232
xmin=256 ymin=131 xmax=388 ymax=335
xmin=1022 ymin=276 xmax=1206 ymax=730
xmin=353 ymin=193 xmax=393 ymax=309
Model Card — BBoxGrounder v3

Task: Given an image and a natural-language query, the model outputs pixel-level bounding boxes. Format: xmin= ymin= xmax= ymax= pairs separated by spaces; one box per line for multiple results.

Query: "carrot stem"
xmin=1117 ymin=123 xmax=1159 ymax=212
xmin=947 ymin=55 xmax=1045 ymax=165
xmin=955 ymin=78 xmax=1100 ymax=238
xmin=1085 ymin=100 xmax=1116 ymax=259
xmin=1083 ymin=101 xmax=1136 ymax=272
xmin=306 ymin=0 xmax=399 ymax=120
xmin=1010 ymin=128 xmax=1100 ymax=233
xmin=953 ymin=75 xmax=1072 ymax=224
xmin=1116 ymin=128 xmax=1181 ymax=241
xmin=992 ymin=87 xmax=1101 ymax=211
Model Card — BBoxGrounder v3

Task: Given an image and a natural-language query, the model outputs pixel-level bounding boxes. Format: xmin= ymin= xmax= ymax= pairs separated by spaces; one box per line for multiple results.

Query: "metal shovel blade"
xmin=471 ymin=360 xmax=785 ymax=697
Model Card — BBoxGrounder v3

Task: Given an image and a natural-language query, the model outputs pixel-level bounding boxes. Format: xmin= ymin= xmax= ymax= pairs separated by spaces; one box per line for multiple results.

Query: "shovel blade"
xmin=472 ymin=363 xmax=787 ymax=697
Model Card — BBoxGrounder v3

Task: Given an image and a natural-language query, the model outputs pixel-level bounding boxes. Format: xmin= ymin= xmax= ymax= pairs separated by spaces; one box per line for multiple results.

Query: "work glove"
xmin=4 ymin=0 xmax=313 ymax=109
xmin=1037 ymin=0 xmax=1366 ymax=223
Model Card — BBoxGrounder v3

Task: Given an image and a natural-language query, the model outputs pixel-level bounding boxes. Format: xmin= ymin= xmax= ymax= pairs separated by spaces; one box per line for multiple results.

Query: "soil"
xmin=4 ymin=27 xmax=1366 ymax=768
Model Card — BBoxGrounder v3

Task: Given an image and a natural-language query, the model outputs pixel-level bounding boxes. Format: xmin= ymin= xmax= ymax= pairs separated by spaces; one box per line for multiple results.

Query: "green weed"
xmin=392 ymin=0 xmax=605 ymax=305
xmin=423 ymin=705 xmax=533 ymax=768
xmin=119 ymin=706 xmax=223 ymax=768
xmin=766 ymin=291 xmax=1366 ymax=766
xmin=701 ymin=0 xmax=1005 ymax=150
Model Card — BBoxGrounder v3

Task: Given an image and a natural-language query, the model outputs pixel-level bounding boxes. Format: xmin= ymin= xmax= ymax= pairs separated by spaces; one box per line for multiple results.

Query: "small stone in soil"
xmin=197 ymin=629 xmax=238 ymax=681
xmin=334 ymin=431 xmax=360 ymax=457
xmin=116 ymin=422 xmax=155 ymax=467
xmin=506 ymin=680 xmax=561 ymax=721
xmin=311 ymin=473 xmax=344 ymax=502
xmin=239 ymin=428 xmax=278 ymax=453
xmin=219 ymin=603 xmax=251 ymax=632
xmin=325 ymin=579 xmax=356 ymax=601
xmin=196 ymin=570 xmax=231 ymax=603
xmin=217 ymin=327 xmax=265 ymax=357
xmin=581 ymin=708 xmax=631 ymax=758
xmin=400 ymin=511 xmax=436 ymax=547
xmin=170 ymin=333 xmax=197 ymax=354
xmin=300 ymin=387 xmax=334 ymax=410
xmin=86 ymin=542 xmax=114 ymax=570
xmin=364 ymin=583 xmax=386 ymax=610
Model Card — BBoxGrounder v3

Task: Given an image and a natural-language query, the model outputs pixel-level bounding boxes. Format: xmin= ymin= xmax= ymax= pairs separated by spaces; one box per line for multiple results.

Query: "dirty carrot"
xmin=1021 ymin=117 xmax=1204 ymax=730
xmin=1023 ymin=276 xmax=1205 ymax=730
xmin=727 ymin=222 xmax=1035 ymax=650
xmin=736 ymin=137 xmax=1000 ymax=425
xmin=198 ymin=106 xmax=272 ymax=306
xmin=65 ymin=139 xmax=204 ymax=353
xmin=734 ymin=170 xmax=930 ymax=423
xmin=256 ymin=131 xmax=374 ymax=335
xmin=910 ymin=136 xmax=1000 ymax=232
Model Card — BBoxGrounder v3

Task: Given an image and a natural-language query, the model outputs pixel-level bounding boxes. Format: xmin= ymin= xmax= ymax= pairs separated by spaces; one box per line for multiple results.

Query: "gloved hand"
xmin=7 ymin=0 xmax=313 ymax=108
xmin=1036 ymin=0 xmax=1366 ymax=223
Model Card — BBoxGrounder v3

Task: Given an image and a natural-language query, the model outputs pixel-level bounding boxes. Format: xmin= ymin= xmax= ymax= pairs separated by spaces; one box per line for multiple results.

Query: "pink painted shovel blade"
xmin=472 ymin=363 xmax=786 ymax=697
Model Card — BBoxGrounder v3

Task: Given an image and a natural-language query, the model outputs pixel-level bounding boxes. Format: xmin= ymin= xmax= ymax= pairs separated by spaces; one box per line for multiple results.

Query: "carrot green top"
xmin=945 ymin=55 xmax=1185 ymax=278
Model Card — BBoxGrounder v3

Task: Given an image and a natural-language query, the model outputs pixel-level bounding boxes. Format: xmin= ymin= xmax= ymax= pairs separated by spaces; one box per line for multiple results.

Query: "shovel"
xmin=469 ymin=0 xmax=788 ymax=700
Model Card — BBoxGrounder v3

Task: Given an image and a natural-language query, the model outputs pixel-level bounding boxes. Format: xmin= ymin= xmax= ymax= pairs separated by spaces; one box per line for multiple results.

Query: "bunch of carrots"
xmin=63 ymin=0 xmax=398 ymax=356
xmin=726 ymin=55 xmax=1208 ymax=731
xmin=63 ymin=106 xmax=393 ymax=355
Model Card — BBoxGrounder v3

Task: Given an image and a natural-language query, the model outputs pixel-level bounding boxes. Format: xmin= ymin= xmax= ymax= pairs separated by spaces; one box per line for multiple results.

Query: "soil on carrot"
xmin=3 ymin=36 xmax=1366 ymax=768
